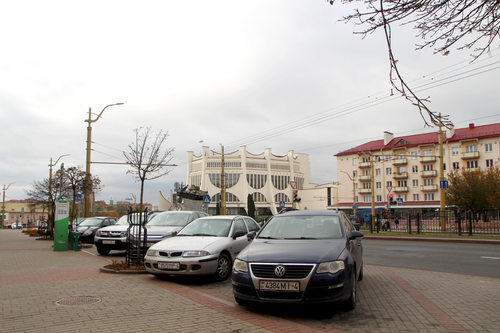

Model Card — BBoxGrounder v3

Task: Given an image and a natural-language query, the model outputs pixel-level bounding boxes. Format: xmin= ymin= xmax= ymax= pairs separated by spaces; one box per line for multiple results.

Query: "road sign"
xmin=440 ymin=180 xmax=449 ymax=189
xmin=290 ymin=181 xmax=297 ymax=189
xmin=386 ymin=185 xmax=393 ymax=192
xmin=203 ymin=196 xmax=211 ymax=204
xmin=75 ymin=194 xmax=82 ymax=202
xmin=352 ymin=205 xmax=358 ymax=210
xmin=279 ymin=201 xmax=286 ymax=208
xmin=396 ymin=198 xmax=404 ymax=205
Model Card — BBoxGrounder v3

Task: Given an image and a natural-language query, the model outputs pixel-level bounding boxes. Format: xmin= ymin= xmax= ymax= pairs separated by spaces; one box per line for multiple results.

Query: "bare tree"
xmin=328 ymin=0 xmax=499 ymax=127
xmin=123 ymin=127 xmax=175 ymax=212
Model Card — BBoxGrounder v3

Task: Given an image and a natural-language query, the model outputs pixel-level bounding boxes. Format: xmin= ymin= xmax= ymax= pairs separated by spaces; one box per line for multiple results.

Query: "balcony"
xmin=421 ymin=185 xmax=438 ymax=192
xmin=359 ymin=162 xmax=371 ymax=169
xmin=393 ymin=158 xmax=408 ymax=165
xmin=420 ymin=170 xmax=437 ymax=177
xmin=463 ymin=167 xmax=480 ymax=173
xmin=461 ymin=152 xmax=480 ymax=159
xmin=393 ymin=186 xmax=408 ymax=193
xmin=393 ymin=172 xmax=408 ymax=179
xmin=359 ymin=188 xmax=372 ymax=194
xmin=420 ymin=156 xmax=437 ymax=163
xmin=359 ymin=175 xmax=372 ymax=181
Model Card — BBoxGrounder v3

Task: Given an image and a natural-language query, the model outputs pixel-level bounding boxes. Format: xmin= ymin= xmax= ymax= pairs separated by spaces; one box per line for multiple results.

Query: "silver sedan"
xmin=144 ymin=215 xmax=260 ymax=280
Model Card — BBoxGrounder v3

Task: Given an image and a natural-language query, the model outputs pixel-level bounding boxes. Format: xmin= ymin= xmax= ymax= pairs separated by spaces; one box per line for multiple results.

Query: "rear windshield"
xmin=258 ymin=215 xmax=343 ymax=239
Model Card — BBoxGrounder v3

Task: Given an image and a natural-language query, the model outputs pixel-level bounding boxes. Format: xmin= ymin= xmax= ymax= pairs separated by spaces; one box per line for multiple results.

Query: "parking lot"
xmin=1 ymin=229 xmax=500 ymax=333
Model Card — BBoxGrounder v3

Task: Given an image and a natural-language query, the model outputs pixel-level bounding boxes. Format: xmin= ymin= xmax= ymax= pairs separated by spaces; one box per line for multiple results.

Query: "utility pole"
xmin=84 ymin=103 xmax=123 ymax=217
xmin=438 ymin=114 xmax=446 ymax=231
xmin=341 ymin=171 xmax=356 ymax=216
xmin=220 ymin=144 xmax=226 ymax=215
xmin=2 ymin=182 xmax=15 ymax=229
xmin=370 ymin=156 xmax=375 ymax=230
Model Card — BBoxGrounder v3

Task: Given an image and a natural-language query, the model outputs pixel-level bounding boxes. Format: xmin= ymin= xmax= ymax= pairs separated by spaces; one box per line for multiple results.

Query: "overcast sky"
xmin=1 ymin=1 xmax=499 ymax=207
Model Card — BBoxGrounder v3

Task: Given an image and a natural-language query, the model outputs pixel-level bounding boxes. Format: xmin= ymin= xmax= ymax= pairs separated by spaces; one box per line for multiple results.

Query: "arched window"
xmin=251 ymin=192 xmax=267 ymax=203
xmin=274 ymin=193 xmax=290 ymax=203
xmin=271 ymin=175 xmax=290 ymax=190
xmin=209 ymin=173 xmax=240 ymax=188
xmin=211 ymin=192 xmax=241 ymax=203
xmin=247 ymin=174 xmax=267 ymax=189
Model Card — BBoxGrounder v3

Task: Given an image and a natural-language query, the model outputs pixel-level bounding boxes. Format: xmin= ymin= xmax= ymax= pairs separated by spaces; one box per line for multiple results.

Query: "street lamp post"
xmin=84 ymin=103 xmax=124 ymax=217
xmin=2 ymin=182 xmax=15 ymax=229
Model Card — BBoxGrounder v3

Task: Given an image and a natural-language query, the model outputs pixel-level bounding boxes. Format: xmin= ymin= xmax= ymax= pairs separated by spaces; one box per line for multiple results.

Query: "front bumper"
xmin=94 ymin=237 xmax=128 ymax=250
xmin=144 ymin=254 xmax=219 ymax=276
xmin=232 ymin=263 xmax=352 ymax=304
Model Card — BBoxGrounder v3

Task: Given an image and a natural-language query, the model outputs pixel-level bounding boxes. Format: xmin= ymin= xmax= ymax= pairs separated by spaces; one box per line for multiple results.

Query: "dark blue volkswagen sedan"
xmin=232 ymin=210 xmax=363 ymax=311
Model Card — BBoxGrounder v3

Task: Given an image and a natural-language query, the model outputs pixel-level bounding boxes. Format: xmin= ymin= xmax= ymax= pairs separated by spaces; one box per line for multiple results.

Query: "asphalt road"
xmin=362 ymin=239 xmax=500 ymax=279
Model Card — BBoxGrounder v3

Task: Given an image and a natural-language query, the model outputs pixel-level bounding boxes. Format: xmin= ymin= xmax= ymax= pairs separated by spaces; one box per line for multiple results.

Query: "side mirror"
xmin=172 ymin=231 xmax=178 ymax=237
xmin=247 ymin=231 xmax=257 ymax=241
xmin=349 ymin=230 xmax=364 ymax=240
xmin=233 ymin=230 xmax=246 ymax=239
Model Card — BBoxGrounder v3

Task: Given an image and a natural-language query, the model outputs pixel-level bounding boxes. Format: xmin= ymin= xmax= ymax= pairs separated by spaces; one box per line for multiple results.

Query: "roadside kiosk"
xmin=53 ymin=200 xmax=70 ymax=251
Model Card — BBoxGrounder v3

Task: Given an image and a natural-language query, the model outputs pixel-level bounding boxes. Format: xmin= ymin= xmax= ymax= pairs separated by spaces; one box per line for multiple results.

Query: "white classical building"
xmin=186 ymin=146 xmax=337 ymax=215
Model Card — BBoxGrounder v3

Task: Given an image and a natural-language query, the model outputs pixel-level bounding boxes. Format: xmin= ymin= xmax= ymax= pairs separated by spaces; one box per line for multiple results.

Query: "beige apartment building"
xmin=1 ymin=200 xmax=48 ymax=227
xmin=333 ymin=122 xmax=500 ymax=212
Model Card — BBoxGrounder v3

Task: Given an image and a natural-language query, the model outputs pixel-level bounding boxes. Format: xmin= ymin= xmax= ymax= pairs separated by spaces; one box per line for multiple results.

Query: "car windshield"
xmin=178 ymin=218 xmax=231 ymax=237
xmin=258 ymin=215 xmax=343 ymax=239
xmin=79 ymin=218 xmax=104 ymax=227
xmin=147 ymin=213 xmax=190 ymax=227
xmin=115 ymin=214 xmax=147 ymax=226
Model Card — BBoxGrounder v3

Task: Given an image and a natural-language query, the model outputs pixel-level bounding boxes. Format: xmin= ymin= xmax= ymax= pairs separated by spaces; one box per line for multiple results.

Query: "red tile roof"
xmin=335 ymin=122 xmax=500 ymax=156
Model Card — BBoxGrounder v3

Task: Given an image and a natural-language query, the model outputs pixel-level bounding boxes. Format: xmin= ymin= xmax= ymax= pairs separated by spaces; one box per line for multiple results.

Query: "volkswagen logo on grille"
xmin=274 ymin=265 xmax=286 ymax=277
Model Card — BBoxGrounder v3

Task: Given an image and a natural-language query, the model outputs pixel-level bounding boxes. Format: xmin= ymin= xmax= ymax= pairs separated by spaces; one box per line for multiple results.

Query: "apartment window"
xmin=424 ymin=193 xmax=435 ymax=201
xmin=354 ymin=183 xmax=358 ymax=190
xmin=362 ymin=169 xmax=370 ymax=176
xmin=466 ymin=145 xmax=477 ymax=153
xmin=412 ymin=165 xmax=418 ymax=173
xmin=387 ymin=181 xmax=392 ymax=187
xmin=355 ymin=196 xmax=358 ymax=203
xmin=353 ymin=170 xmax=358 ymax=178
xmin=413 ymin=193 xmax=419 ymax=201
xmin=386 ymin=167 xmax=392 ymax=175
xmin=363 ymin=183 xmax=371 ymax=189
xmin=397 ymin=153 xmax=404 ymax=159
xmin=362 ymin=157 xmax=370 ymax=162
xmin=363 ymin=196 xmax=371 ymax=203
xmin=376 ymin=182 xmax=382 ymax=189
xmin=412 ymin=179 xmax=419 ymax=187
xmin=485 ymin=143 xmax=493 ymax=152
xmin=397 ymin=166 xmax=407 ymax=173
xmin=442 ymin=148 xmax=446 ymax=156
xmin=467 ymin=160 xmax=478 ymax=168
xmin=352 ymin=157 xmax=358 ymax=165
xmin=423 ymin=150 xmax=433 ymax=156
xmin=385 ymin=155 xmax=392 ymax=162
xmin=452 ymin=147 xmax=459 ymax=155
xmin=397 ymin=180 xmax=407 ymax=187
xmin=376 ymin=195 xmax=382 ymax=202
xmin=376 ymin=168 xmax=381 ymax=176
xmin=424 ymin=179 xmax=434 ymax=186
xmin=411 ymin=151 xmax=418 ymax=159
xmin=423 ymin=164 xmax=433 ymax=171
xmin=443 ymin=163 xmax=446 ymax=171
xmin=486 ymin=159 xmax=494 ymax=167
xmin=453 ymin=162 xmax=460 ymax=170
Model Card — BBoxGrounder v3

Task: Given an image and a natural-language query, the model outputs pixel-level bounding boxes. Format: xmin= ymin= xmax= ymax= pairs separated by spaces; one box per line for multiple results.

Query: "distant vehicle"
xmin=232 ymin=210 xmax=364 ymax=311
xmin=74 ymin=218 xmax=86 ymax=225
xmin=76 ymin=217 xmax=117 ymax=244
xmin=145 ymin=215 xmax=260 ymax=281
xmin=11 ymin=222 xmax=23 ymax=230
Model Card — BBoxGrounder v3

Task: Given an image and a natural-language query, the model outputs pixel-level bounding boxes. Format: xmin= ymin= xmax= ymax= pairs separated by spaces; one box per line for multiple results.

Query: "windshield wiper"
xmin=191 ymin=233 xmax=216 ymax=237
xmin=284 ymin=237 xmax=317 ymax=239
xmin=258 ymin=236 xmax=277 ymax=239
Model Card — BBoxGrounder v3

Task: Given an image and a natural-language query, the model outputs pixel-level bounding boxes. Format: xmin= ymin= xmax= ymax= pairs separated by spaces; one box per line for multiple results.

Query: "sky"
xmin=1 ymin=1 xmax=499 ymax=207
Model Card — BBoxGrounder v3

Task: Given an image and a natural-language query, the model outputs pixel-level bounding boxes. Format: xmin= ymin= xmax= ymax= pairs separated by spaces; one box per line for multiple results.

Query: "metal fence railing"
xmin=363 ymin=210 xmax=500 ymax=236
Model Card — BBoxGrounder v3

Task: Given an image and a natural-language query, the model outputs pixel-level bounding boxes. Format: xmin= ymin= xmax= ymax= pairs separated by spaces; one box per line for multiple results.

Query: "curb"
xmin=99 ymin=267 xmax=149 ymax=275
xmin=363 ymin=235 xmax=500 ymax=245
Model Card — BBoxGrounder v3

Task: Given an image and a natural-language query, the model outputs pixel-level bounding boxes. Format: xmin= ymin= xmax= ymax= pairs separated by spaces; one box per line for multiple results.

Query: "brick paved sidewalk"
xmin=1 ymin=230 xmax=499 ymax=333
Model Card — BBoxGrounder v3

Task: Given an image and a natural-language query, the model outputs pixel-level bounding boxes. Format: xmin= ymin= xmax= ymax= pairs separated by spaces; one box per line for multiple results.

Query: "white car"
xmin=144 ymin=215 xmax=260 ymax=281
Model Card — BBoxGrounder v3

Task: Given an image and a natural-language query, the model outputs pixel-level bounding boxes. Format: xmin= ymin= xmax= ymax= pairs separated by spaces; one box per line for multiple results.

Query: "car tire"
xmin=96 ymin=245 xmax=111 ymax=255
xmin=215 ymin=253 xmax=231 ymax=281
xmin=358 ymin=264 xmax=364 ymax=281
xmin=343 ymin=270 xmax=356 ymax=311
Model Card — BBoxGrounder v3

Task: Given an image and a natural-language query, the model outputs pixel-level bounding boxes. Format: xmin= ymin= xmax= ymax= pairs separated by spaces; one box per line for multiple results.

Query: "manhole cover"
xmin=55 ymin=296 xmax=102 ymax=307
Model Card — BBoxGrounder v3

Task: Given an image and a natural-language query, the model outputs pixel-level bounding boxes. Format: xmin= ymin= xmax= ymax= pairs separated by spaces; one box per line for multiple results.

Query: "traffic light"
xmin=388 ymin=193 xmax=396 ymax=205
xmin=293 ymin=190 xmax=301 ymax=202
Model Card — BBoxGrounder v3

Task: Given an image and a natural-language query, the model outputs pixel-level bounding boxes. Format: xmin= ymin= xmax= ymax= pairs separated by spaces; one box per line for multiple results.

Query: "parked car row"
xmin=77 ymin=209 xmax=364 ymax=312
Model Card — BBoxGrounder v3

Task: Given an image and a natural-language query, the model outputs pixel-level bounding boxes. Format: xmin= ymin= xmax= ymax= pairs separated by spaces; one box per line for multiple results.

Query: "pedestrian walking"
xmin=395 ymin=217 xmax=399 ymax=230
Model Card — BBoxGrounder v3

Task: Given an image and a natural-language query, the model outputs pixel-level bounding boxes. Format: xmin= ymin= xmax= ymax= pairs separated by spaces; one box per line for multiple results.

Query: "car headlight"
xmin=95 ymin=230 xmax=101 ymax=236
xmin=182 ymin=251 xmax=210 ymax=257
xmin=146 ymin=250 xmax=159 ymax=257
xmin=233 ymin=259 xmax=248 ymax=273
xmin=83 ymin=229 xmax=93 ymax=236
xmin=317 ymin=260 xmax=345 ymax=274
xmin=120 ymin=231 xmax=127 ymax=237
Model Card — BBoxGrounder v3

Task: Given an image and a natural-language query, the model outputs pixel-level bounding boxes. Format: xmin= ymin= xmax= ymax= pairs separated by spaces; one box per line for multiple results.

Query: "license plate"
xmin=158 ymin=262 xmax=180 ymax=270
xmin=102 ymin=240 xmax=115 ymax=244
xmin=260 ymin=281 xmax=300 ymax=291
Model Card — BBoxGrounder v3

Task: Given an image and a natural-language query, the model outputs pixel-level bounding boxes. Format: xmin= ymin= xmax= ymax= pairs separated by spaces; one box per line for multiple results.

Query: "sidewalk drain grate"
xmin=55 ymin=296 xmax=102 ymax=307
